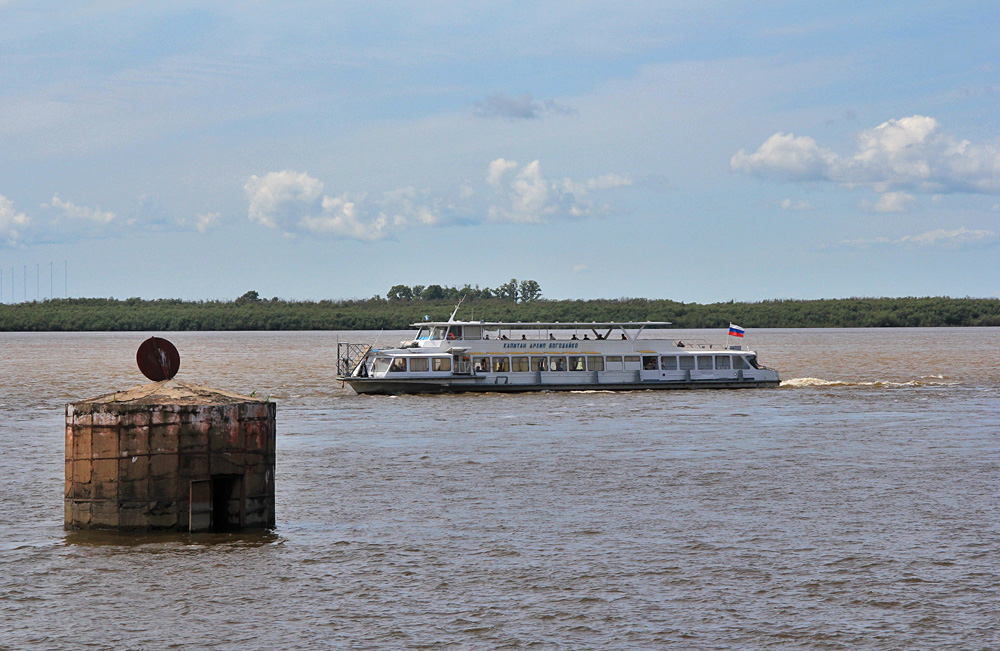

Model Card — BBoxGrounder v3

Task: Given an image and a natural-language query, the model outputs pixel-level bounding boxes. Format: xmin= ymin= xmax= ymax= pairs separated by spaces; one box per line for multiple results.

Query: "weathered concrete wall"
xmin=65 ymin=381 xmax=276 ymax=532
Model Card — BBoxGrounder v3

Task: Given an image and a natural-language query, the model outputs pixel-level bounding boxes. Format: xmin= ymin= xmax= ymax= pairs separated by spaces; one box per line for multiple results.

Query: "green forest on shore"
xmin=1 ymin=282 xmax=999 ymax=331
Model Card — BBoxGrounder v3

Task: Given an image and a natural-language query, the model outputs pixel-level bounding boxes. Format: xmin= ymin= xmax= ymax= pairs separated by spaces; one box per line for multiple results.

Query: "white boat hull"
xmin=343 ymin=374 xmax=780 ymax=395
xmin=338 ymin=318 xmax=780 ymax=395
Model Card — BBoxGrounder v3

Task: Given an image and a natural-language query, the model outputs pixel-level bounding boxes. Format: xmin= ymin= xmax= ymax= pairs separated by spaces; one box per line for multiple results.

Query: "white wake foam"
xmin=781 ymin=376 xmax=956 ymax=388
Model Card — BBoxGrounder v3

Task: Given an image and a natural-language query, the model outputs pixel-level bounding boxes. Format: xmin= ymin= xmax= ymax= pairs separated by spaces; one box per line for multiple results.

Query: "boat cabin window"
xmin=430 ymin=326 xmax=448 ymax=340
xmin=473 ymin=356 xmax=490 ymax=372
xmin=409 ymin=357 xmax=429 ymax=372
xmin=587 ymin=356 xmax=604 ymax=371
xmin=624 ymin=355 xmax=641 ymax=371
xmin=642 ymin=356 xmax=659 ymax=370
xmin=531 ymin=356 xmax=548 ymax=372
xmin=568 ymin=356 xmax=586 ymax=371
xmin=388 ymin=358 xmax=407 ymax=373
xmin=492 ymin=356 xmax=510 ymax=372
xmin=373 ymin=357 xmax=392 ymax=374
xmin=415 ymin=328 xmax=429 ymax=340
xmin=446 ymin=326 xmax=461 ymax=340
xmin=733 ymin=356 xmax=749 ymax=370
xmin=464 ymin=325 xmax=482 ymax=340
xmin=511 ymin=356 xmax=530 ymax=372
xmin=715 ymin=355 xmax=731 ymax=370
xmin=550 ymin=356 xmax=567 ymax=371
xmin=660 ymin=356 xmax=677 ymax=370
xmin=605 ymin=356 xmax=623 ymax=371
xmin=697 ymin=356 xmax=713 ymax=370
xmin=432 ymin=357 xmax=452 ymax=372
xmin=746 ymin=355 xmax=760 ymax=369
xmin=678 ymin=356 xmax=695 ymax=370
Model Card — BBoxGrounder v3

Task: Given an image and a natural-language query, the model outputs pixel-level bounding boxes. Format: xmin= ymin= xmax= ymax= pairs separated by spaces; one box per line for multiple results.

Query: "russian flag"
xmin=728 ymin=323 xmax=745 ymax=337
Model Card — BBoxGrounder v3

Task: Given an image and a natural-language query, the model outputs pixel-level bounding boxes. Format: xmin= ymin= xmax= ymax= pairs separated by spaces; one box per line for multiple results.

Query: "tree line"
xmin=1 ymin=289 xmax=998 ymax=331
xmin=385 ymin=279 xmax=542 ymax=302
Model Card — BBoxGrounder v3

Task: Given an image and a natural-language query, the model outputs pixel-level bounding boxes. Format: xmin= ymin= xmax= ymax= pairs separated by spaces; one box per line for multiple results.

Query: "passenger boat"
xmin=336 ymin=308 xmax=780 ymax=394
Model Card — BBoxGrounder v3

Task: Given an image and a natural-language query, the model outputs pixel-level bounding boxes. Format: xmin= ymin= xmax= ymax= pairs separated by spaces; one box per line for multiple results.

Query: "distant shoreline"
xmin=1 ymin=296 xmax=998 ymax=331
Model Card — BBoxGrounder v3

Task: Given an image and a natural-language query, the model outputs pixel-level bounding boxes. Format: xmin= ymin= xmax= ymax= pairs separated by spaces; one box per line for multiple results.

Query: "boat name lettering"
xmin=503 ymin=342 xmax=579 ymax=349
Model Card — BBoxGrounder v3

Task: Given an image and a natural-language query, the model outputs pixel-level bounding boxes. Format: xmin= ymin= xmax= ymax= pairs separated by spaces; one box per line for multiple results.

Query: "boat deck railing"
xmin=337 ymin=342 xmax=372 ymax=377
xmin=403 ymin=333 xmax=717 ymax=344
xmin=673 ymin=339 xmax=732 ymax=350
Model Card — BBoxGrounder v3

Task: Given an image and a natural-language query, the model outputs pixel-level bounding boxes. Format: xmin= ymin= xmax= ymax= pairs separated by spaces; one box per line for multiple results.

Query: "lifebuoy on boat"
xmin=447 ymin=332 xmax=456 ymax=340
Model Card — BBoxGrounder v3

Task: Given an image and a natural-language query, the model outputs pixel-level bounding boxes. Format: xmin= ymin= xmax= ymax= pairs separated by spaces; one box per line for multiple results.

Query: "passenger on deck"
xmin=583 ymin=334 xmax=590 ymax=340
xmin=521 ymin=335 xmax=526 ymax=340
xmin=677 ymin=341 xmax=685 ymax=347
xmin=501 ymin=335 xmax=509 ymax=340
xmin=571 ymin=334 xmax=578 ymax=340
xmin=621 ymin=333 xmax=628 ymax=340
xmin=549 ymin=333 xmax=555 ymax=340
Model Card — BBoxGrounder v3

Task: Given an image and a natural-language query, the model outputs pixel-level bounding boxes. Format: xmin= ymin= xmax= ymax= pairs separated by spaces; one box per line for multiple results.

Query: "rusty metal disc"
xmin=136 ymin=337 xmax=180 ymax=381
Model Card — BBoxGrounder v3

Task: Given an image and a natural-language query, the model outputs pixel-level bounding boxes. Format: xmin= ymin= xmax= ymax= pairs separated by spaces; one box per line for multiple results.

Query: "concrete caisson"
xmin=65 ymin=380 xmax=275 ymax=532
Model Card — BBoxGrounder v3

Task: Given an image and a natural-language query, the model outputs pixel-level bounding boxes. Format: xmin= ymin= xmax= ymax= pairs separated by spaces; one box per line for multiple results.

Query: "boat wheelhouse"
xmin=337 ymin=317 xmax=779 ymax=395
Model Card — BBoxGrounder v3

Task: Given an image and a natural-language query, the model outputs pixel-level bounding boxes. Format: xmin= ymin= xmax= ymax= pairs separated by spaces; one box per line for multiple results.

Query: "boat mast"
xmin=448 ymin=295 xmax=466 ymax=322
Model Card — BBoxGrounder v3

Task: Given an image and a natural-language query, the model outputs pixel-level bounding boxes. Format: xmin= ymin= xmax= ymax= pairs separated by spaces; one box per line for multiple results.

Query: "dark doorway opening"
xmin=211 ymin=474 xmax=243 ymax=532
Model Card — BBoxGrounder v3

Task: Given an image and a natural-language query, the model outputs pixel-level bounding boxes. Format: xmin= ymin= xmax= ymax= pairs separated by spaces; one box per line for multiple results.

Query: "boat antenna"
xmin=448 ymin=295 xmax=466 ymax=322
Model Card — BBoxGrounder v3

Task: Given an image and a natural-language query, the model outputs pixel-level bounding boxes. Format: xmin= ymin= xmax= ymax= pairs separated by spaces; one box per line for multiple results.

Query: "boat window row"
xmin=377 ymin=354 xmax=758 ymax=373
xmin=374 ymin=357 xmax=453 ymax=373
xmin=416 ymin=326 xmax=482 ymax=341
xmin=472 ymin=354 xmax=758 ymax=372
xmin=650 ymin=354 xmax=758 ymax=370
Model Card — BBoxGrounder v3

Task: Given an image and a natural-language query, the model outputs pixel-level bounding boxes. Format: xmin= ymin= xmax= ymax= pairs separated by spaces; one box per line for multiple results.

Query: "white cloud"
xmin=844 ymin=116 xmax=940 ymax=191
xmin=246 ymin=160 xmax=633 ymax=238
xmin=732 ymin=116 xmax=1000 ymax=196
xmin=864 ymin=191 xmax=915 ymax=213
xmin=586 ymin=174 xmax=633 ymax=191
xmin=504 ymin=160 xmax=553 ymax=223
xmin=244 ymin=170 xmax=443 ymax=241
xmin=244 ymin=171 xmax=324 ymax=230
xmin=195 ymin=212 xmax=220 ymax=233
xmin=731 ymin=132 xmax=837 ymax=181
xmin=301 ymin=195 xmax=389 ymax=241
xmin=0 ymin=194 xmax=30 ymax=247
xmin=487 ymin=158 xmax=518 ymax=187
xmin=779 ymin=198 xmax=813 ymax=210
xmin=48 ymin=194 xmax=115 ymax=223
xmin=898 ymin=227 xmax=996 ymax=247
xmin=3 ymin=190 xmax=186 ymax=246
xmin=375 ymin=186 xmax=443 ymax=228
xmin=487 ymin=159 xmax=632 ymax=223
xmin=843 ymin=227 xmax=997 ymax=249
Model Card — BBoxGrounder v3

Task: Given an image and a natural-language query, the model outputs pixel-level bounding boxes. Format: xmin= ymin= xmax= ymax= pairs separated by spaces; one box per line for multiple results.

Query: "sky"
xmin=1 ymin=1 xmax=999 ymax=304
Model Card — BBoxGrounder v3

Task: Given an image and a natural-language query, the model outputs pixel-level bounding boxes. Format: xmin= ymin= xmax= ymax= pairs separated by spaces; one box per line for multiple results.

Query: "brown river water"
xmin=1 ymin=328 xmax=998 ymax=650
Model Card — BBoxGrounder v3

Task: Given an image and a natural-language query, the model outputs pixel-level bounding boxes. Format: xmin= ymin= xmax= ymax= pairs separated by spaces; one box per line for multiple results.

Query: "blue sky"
xmin=1 ymin=1 xmax=998 ymax=303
